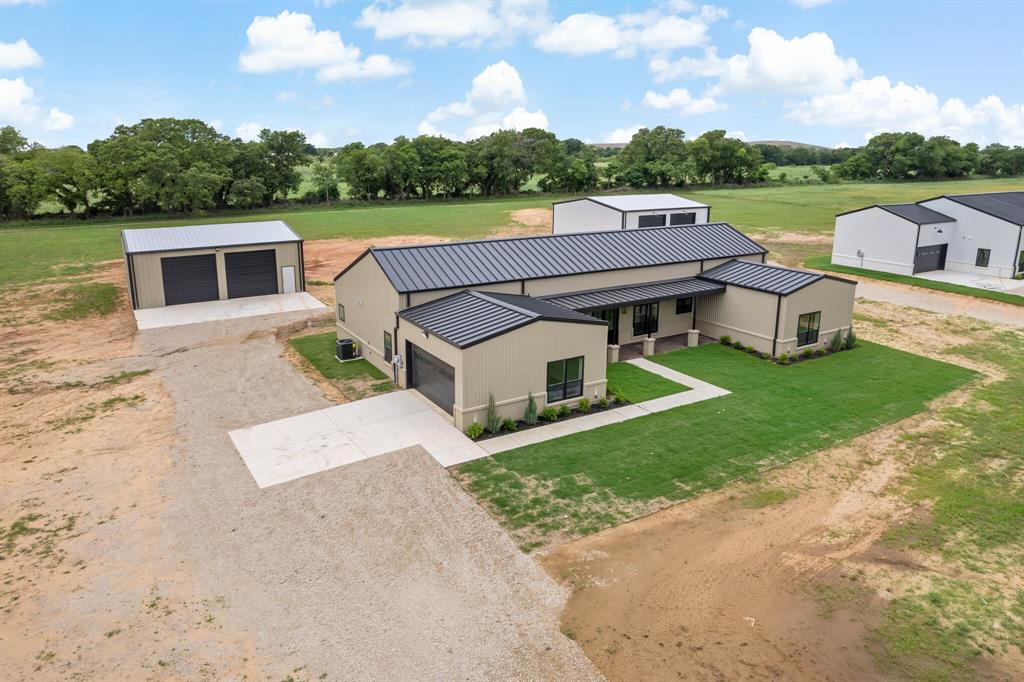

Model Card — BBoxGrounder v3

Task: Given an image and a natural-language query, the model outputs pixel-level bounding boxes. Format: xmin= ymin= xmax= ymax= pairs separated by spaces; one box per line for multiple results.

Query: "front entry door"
xmin=595 ymin=308 xmax=619 ymax=344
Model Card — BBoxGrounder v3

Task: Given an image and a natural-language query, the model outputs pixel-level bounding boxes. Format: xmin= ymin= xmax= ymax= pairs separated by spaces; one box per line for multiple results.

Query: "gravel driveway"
xmin=138 ymin=315 xmax=601 ymax=681
xmin=853 ymin=280 xmax=1024 ymax=328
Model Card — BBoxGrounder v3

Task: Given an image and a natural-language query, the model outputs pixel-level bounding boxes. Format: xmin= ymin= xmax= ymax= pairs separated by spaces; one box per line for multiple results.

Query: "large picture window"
xmin=637 ymin=214 xmax=666 ymax=228
xmin=547 ymin=356 xmax=584 ymax=402
xmin=675 ymin=297 xmax=693 ymax=314
xmin=975 ymin=248 xmax=991 ymax=267
xmin=797 ymin=311 xmax=821 ymax=347
xmin=632 ymin=303 xmax=659 ymax=336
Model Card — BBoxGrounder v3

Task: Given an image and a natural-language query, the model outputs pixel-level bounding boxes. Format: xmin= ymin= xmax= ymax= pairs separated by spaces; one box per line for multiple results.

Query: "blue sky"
xmin=2 ymin=0 xmax=1022 ymax=149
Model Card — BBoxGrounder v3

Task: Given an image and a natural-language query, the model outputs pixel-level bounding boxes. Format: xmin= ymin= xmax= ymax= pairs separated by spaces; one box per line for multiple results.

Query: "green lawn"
xmin=457 ymin=342 xmax=976 ymax=547
xmin=288 ymin=332 xmax=386 ymax=381
xmin=805 ymin=255 xmax=1024 ymax=306
xmin=4 ymin=177 xmax=1021 ymax=288
xmin=606 ymin=361 xmax=688 ymax=402
xmin=766 ymin=164 xmax=821 ymax=180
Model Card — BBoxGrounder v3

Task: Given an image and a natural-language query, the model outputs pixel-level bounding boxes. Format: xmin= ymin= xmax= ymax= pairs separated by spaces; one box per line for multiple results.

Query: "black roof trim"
xmin=540 ymin=276 xmax=725 ymax=311
xmin=699 ymin=259 xmax=854 ymax=296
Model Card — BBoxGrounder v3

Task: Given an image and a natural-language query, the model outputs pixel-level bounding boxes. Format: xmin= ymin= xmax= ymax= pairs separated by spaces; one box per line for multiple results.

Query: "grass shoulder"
xmin=805 ymin=255 xmax=1024 ymax=307
xmin=605 ymin=361 xmax=688 ymax=403
xmin=288 ymin=331 xmax=391 ymax=400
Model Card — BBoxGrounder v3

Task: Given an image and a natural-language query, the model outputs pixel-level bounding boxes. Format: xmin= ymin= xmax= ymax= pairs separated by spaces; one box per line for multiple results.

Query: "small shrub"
xmin=802 ymin=348 xmax=813 ymax=359
xmin=541 ymin=406 xmax=559 ymax=421
xmin=720 ymin=335 xmax=732 ymax=345
xmin=501 ymin=417 xmax=518 ymax=432
xmin=577 ymin=397 xmax=591 ymax=412
xmin=778 ymin=352 xmax=789 ymax=365
xmin=597 ymin=397 xmax=610 ymax=409
xmin=733 ymin=340 xmax=744 ymax=350
xmin=524 ymin=392 xmax=538 ymax=425
xmin=845 ymin=327 xmax=857 ymax=349
xmin=485 ymin=393 xmax=501 ymax=434
xmin=745 ymin=345 xmax=756 ymax=353
xmin=465 ymin=422 xmax=484 ymax=439
xmin=612 ymin=389 xmax=627 ymax=404
xmin=829 ymin=332 xmax=844 ymax=353
xmin=558 ymin=404 xmax=571 ymax=419
xmin=813 ymin=348 xmax=824 ymax=357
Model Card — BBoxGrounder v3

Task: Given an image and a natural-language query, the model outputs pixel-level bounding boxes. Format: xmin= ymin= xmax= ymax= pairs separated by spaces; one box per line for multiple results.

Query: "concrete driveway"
xmin=915 ymin=269 xmax=1024 ymax=296
xmin=133 ymin=291 xmax=326 ymax=329
xmin=230 ymin=390 xmax=485 ymax=488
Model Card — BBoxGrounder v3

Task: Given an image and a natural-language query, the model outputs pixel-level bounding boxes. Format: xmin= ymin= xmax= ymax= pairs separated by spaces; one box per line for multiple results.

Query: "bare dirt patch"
xmin=540 ymin=300 xmax=1011 ymax=682
xmin=506 ymin=207 xmax=553 ymax=233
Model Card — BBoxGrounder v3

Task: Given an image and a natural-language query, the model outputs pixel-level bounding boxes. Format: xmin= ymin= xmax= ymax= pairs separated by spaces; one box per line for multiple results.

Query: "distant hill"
xmin=749 ymin=140 xmax=829 ymax=150
xmin=591 ymin=142 xmax=628 ymax=149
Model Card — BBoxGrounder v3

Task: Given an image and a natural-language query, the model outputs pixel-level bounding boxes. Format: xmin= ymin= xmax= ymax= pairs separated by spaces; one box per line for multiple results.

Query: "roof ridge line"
xmin=468 ymin=290 xmax=538 ymax=319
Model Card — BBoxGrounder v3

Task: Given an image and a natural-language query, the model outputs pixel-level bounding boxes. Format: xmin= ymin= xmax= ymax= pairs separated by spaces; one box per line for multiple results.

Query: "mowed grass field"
xmin=2 ymin=177 xmax=1021 ymax=288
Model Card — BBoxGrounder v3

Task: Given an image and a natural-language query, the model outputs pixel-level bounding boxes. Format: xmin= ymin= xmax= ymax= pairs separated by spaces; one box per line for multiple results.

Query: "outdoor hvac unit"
xmin=336 ymin=338 xmax=358 ymax=361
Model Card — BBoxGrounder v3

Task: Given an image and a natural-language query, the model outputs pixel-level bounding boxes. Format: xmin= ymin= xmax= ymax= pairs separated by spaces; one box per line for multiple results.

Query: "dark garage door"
xmin=225 ymin=249 xmax=278 ymax=299
xmin=914 ymin=244 xmax=947 ymax=274
xmin=408 ymin=344 xmax=455 ymax=414
xmin=161 ymin=254 xmax=219 ymax=306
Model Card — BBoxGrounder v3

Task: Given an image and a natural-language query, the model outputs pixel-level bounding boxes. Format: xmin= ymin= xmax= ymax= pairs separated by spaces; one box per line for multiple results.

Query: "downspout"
xmin=298 ymin=241 xmax=306 ymax=291
xmin=699 ymin=259 xmax=705 ymax=273
xmin=393 ymin=313 xmax=400 ymax=384
xmin=912 ymin=224 xmax=922 ymax=275
xmin=126 ymin=254 xmax=138 ymax=310
xmin=521 ymin=280 xmax=526 ymax=295
xmin=771 ymin=294 xmax=782 ymax=357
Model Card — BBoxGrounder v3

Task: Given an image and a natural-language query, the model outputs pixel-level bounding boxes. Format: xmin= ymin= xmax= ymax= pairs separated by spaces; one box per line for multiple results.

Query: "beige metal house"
xmin=122 ymin=221 xmax=305 ymax=309
xmin=333 ymin=223 xmax=855 ymax=429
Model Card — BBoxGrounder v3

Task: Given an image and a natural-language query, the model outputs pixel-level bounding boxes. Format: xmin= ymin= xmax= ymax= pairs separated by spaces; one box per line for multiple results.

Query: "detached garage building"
xmin=122 ymin=221 xmax=305 ymax=309
xmin=552 ymin=194 xmax=711 ymax=234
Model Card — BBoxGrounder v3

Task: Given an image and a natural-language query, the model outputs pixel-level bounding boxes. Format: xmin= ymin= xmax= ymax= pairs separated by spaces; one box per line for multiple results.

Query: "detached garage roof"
xmin=941 ymin=191 xmax=1024 ymax=226
xmin=559 ymin=193 xmax=709 ymax=211
xmin=699 ymin=259 xmax=836 ymax=295
xmin=542 ymin=277 xmax=724 ymax=311
xmin=400 ymin=290 xmax=604 ymax=348
xmin=122 ymin=220 xmax=301 ymax=254
xmin=350 ymin=223 xmax=766 ymax=293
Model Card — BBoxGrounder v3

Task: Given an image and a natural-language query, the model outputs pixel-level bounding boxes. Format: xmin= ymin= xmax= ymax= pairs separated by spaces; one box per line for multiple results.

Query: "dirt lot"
xmin=541 ymin=300 xmax=1021 ymax=681
xmin=0 ymin=263 xmax=599 ymax=681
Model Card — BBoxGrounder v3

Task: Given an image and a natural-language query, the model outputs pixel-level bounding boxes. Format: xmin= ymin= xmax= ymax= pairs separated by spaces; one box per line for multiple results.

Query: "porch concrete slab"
xmin=230 ymin=390 xmax=485 ymax=488
xmin=914 ymin=270 xmax=1024 ymax=296
xmin=134 ymin=292 xmax=327 ymax=330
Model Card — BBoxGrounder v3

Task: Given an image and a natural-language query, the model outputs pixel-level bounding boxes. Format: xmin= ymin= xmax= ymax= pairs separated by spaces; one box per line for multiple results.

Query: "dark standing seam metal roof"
xmin=940 ymin=191 xmax=1024 ymax=225
xmin=399 ymin=290 xmax=606 ymax=349
xmin=358 ymin=223 xmax=766 ymax=293
xmin=698 ymin=260 xmax=826 ymax=295
xmin=878 ymin=204 xmax=955 ymax=225
xmin=122 ymin=220 xmax=301 ymax=254
xmin=540 ymin=277 xmax=725 ymax=311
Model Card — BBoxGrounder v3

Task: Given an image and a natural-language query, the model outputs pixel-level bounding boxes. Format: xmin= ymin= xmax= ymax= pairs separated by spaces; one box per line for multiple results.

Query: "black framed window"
xmin=632 ymin=303 xmax=659 ymax=336
xmin=797 ymin=311 xmax=821 ymax=347
xmin=337 ymin=303 xmax=345 ymax=322
xmin=670 ymin=212 xmax=696 ymax=225
xmin=383 ymin=331 xmax=393 ymax=362
xmin=975 ymin=248 xmax=991 ymax=267
xmin=1018 ymin=250 xmax=1024 ymax=274
xmin=675 ymin=297 xmax=693 ymax=314
xmin=638 ymin=214 xmax=666 ymax=228
xmin=546 ymin=356 xmax=583 ymax=402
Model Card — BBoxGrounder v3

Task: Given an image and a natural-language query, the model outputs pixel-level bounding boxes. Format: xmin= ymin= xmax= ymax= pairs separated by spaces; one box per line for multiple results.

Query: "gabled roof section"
xmin=878 ymin=204 xmax=955 ymax=225
xmin=122 ymin=220 xmax=301 ymax=254
xmin=399 ymin=290 xmax=604 ymax=348
xmin=937 ymin=191 xmax=1024 ymax=226
xmin=557 ymin=193 xmax=708 ymax=212
xmin=348 ymin=223 xmax=766 ymax=293
xmin=699 ymin=259 xmax=841 ymax=296
xmin=541 ymin=277 xmax=725 ymax=312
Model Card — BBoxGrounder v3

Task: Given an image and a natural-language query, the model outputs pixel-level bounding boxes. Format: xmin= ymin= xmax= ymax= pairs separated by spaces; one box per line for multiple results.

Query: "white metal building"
xmin=552 ymin=194 xmax=710 ymax=234
xmin=833 ymin=191 xmax=1024 ymax=278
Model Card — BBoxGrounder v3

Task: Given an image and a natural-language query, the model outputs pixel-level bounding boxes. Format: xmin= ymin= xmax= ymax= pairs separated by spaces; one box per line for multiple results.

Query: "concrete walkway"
xmin=134 ymin=292 xmax=326 ymax=330
xmin=478 ymin=358 xmax=729 ymax=455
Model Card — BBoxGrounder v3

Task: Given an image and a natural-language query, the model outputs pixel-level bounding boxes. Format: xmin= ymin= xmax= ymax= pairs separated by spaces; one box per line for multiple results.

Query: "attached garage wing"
xmin=161 ymin=254 xmax=219 ymax=306
xmin=913 ymin=244 xmax=947 ymax=274
xmin=408 ymin=344 xmax=455 ymax=415
xmin=225 ymin=249 xmax=278 ymax=299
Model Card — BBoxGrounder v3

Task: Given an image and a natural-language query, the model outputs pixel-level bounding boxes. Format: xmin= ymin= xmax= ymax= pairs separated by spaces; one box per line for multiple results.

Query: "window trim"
xmin=383 ymin=331 xmax=393 ymax=362
xmin=675 ymin=297 xmax=693 ymax=315
xmin=637 ymin=214 xmax=667 ymax=228
xmin=546 ymin=356 xmax=584 ymax=403
xmin=797 ymin=311 xmax=821 ymax=347
xmin=337 ymin=303 xmax=345 ymax=322
xmin=975 ymin=248 xmax=991 ymax=268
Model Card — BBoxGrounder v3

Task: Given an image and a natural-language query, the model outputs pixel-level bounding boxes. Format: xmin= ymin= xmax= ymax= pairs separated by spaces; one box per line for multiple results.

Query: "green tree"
xmin=257 ymin=128 xmax=308 ymax=200
xmin=615 ymin=126 xmax=689 ymax=186
xmin=34 ymin=146 xmax=98 ymax=215
xmin=309 ymin=159 xmax=339 ymax=203
xmin=226 ymin=177 xmax=267 ymax=209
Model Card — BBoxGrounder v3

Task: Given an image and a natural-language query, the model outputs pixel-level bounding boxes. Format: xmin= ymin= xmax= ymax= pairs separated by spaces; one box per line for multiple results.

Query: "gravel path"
xmin=137 ymin=315 xmax=601 ymax=681
xmin=852 ymin=279 xmax=1024 ymax=327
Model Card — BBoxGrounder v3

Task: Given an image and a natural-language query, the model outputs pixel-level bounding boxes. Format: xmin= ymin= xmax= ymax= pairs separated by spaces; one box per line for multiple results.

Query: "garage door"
xmin=225 ymin=250 xmax=278 ymax=299
xmin=161 ymin=254 xmax=219 ymax=306
xmin=408 ymin=344 xmax=455 ymax=414
xmin=914 ymin=244 xmax=947 ymax=274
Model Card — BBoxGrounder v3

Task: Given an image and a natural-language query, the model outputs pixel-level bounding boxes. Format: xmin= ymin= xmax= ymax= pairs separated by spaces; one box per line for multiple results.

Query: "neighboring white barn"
xmin=552 ymin=194 xmax=710 ymax=234
xmin=832 ymin=191 xmax=1024 ymax=278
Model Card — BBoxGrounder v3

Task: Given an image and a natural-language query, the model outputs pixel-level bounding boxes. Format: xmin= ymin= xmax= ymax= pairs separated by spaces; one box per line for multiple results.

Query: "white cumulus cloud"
xmin=602 ymin=125 xmax=643 ymax=143
xmin=235 ymin=121 xmax=264 ymax=141
xmin=239 ymin=10 xmax=409 ymax=82
xmin=357 ymin=0 xmax=549 ymax=47
xmin=418 ymin=61 xmax=547 ymax=139
xmin=1 ymin=39 xmax=43 ymax=70
xmin=642 ymin=87 xmax=725 ymax=115
xmin=791 ymin=0 xmax=831 ymax=8
xmin=0 ymin=77 xmax=74 ymax=130
xmin=535 ymin=13 xmax=622 ymax=56
xmin=275 ymin=90 xmax=297 ymax=102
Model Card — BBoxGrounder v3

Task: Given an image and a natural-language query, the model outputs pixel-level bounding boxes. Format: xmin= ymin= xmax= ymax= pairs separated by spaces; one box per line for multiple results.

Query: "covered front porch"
xmin=617 ymin=332 xmax=718 ymax=361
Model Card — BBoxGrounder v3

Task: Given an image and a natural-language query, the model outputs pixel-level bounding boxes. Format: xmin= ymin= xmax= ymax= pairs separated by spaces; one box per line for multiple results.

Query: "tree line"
xmin=1 ymin=118 xmax=1022 ymax=221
